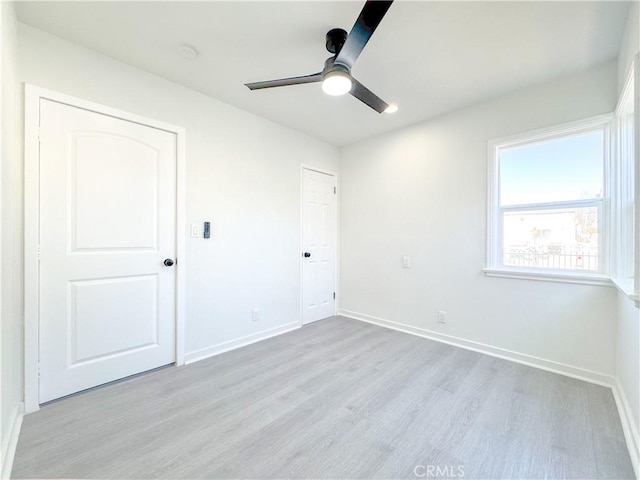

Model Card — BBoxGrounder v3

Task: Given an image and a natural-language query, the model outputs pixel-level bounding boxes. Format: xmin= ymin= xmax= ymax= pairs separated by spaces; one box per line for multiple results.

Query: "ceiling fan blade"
xmin=350 ymin=78 xmax=389 ymax=113
xmin=245 ymin=72 xmax=323 ymax=90
xmin=335 ymin=0 xmax=394 ymax=69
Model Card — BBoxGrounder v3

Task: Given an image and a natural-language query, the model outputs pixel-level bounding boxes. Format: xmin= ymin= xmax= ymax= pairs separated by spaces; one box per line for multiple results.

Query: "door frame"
xmin=24 ymin=84 xmax=187 ymax=413
xmin=299 ymin=165 xmax=339 ymax=326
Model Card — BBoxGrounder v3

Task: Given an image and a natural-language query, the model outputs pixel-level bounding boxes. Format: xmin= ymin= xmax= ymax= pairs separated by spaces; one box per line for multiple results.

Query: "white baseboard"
xmin=339 ymin=309 xmax=614 ymax=387
xmin=184 ymin=322 xmax=301 ymax=364
xmin=1 ymin=402 xmax=24 ymax=480
xmin=612 ymin=377 xmax=640 ymax=478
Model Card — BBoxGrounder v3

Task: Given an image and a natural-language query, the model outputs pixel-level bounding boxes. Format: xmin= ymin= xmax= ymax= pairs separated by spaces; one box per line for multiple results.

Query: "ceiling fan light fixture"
xmin=322 ymin=70 xmax=353 ymax=96
xmin=384 ymin=103 xmax=398 ymax=114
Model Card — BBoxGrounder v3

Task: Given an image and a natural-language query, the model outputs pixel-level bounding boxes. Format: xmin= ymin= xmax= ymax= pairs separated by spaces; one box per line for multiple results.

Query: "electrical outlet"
xmin=252 ymin=308 xmax=260 ymax=322
xmin=438 ymin=310 xmax=447 ymax=323
xmin=402 ymin=256 xmax=411 ymax=268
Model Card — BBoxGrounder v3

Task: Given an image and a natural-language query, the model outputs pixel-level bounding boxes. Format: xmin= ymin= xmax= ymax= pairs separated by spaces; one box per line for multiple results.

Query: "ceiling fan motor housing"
xmin=323 ymin=57 xmax=350 ymax=77
xmin=325 ymin=28 xmax=348 ymax=54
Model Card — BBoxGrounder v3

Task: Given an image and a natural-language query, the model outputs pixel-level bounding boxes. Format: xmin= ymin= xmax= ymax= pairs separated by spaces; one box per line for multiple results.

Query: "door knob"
xmin=163 ymin=258 xmax=175 ymax=267
xmin=303 ymin=252 xmax=311 ymax=258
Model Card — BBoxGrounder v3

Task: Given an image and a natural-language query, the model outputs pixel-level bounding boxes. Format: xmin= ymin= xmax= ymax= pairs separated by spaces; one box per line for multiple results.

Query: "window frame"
xmin=486 ymin=114 xmax=613 ymax=285
xmin=610 ymin=60 xmax=640 ymax=305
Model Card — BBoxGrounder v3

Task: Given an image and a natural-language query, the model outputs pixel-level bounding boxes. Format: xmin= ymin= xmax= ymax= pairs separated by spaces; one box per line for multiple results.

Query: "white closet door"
xmin=302 ymin=168 xmax=336 ymax=325
xmin=38 ymin=99 xmax=177 ymax=403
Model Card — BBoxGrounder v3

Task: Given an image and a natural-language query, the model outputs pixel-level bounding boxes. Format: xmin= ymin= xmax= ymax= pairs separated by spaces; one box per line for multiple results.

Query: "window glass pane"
xmin=502 ymin=206 xmax=599 ymax=271
xmin=499 ymin=131 xmax=604 ymax=206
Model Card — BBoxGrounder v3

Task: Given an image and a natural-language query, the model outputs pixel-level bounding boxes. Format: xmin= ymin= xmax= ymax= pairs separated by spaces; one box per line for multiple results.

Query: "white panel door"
xmin=38 ymin=99 xmax=177 ymax=403
xmin=302 ymin=168 xmax=336 ymax=325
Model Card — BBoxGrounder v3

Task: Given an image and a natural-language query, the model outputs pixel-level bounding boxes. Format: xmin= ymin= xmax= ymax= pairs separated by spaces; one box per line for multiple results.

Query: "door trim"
xmin=299 ymin=165 xmax=339 ymax=326
xmin=24 ymin=84 xmax=187 ymax=413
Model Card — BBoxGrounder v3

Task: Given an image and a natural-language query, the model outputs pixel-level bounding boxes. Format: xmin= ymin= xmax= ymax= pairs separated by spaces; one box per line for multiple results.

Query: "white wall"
xmin=619 ymin=2 xmax=639 ymax=96
xmin=616 ymin=293 xmax=639 ymax=447
xmin=1 ymin=1 xmax=22 ymax=477
xmin=340 ymin=61 xmax=619 ymax=378
xmin=18 ymin=24 xmax=340 ymax=362
xmin=615 ymin=3 xmax=640 ymax=469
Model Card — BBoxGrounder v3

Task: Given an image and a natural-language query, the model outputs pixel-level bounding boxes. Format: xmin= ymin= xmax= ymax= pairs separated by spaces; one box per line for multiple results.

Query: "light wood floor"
xmin=12 ymin=316 xmax=634 ymax=479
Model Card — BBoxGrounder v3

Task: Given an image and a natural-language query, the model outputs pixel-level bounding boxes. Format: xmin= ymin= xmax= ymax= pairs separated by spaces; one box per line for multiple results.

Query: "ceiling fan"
xmin=245 ymin=0 xmax=396 ymax=114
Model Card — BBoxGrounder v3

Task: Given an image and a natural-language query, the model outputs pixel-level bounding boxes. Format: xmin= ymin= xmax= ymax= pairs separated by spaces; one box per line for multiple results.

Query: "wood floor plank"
xmin=11 ymin=316 xmax=635 ymax=479
xmin=586 ymin=383 xmax=636 ymax=479
xmin=248 ymin=335 xmax=440 ymax=479
xmin=184 ymin=327 xmax=421 ymax=478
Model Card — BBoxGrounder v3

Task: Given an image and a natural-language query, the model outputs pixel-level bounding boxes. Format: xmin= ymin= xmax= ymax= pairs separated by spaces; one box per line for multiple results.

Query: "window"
xmin=486 ymin=116 xmax=611 ymax=283
xmin=611 ymin=63 xmax=639 ymax=302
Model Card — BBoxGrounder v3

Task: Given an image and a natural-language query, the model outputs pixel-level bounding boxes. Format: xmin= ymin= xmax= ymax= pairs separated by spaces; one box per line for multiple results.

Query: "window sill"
xmin=484 ymin=268 xmax=612 ymax=287
xmin=610 ymin=277 xmax=640 ymax=307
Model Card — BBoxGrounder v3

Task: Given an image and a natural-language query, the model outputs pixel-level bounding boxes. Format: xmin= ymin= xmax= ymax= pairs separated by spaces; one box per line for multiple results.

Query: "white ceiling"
xmin=17 ymin=1 xmax=630 ymax=146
